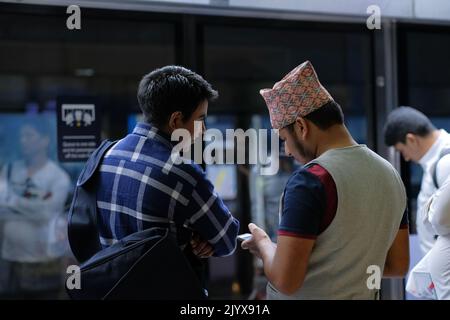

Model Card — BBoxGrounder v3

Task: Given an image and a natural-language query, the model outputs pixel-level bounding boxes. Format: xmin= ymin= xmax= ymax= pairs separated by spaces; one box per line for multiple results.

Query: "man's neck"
xmin=25 ymin=153 xmax=48 ymax=176
xmin=156 ymin=124 xmax=173 ymax=138
xmin=421 ymin=130 xmax=441 ymax=156
xmin=315 ymin=125 xmax=358 ymax=157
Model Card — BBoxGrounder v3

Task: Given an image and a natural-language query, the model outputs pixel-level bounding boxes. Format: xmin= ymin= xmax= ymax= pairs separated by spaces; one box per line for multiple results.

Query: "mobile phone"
xmin=237 ymin=233 xmax=253 ymax=242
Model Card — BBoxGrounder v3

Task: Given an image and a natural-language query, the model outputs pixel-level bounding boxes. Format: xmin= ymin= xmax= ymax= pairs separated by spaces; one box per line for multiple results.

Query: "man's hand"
xmin=241 ymin=223 xmax=274 ymax=259
xmin=190 ymin=233 xmax=214 ymax=258
xmin=242 ymin=223 xmax=314 ymax=295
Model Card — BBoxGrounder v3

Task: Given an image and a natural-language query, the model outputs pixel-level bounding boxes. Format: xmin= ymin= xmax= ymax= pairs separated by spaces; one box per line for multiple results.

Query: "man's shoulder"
xmin=435 ymin=149 xmax=450 ymax=186
xmin=305 ymin=163 xmax=332 ymax=180
xmin=105 ymin=134 xmax=209 ymax=186
xmin=358 ymin=146 xmax=402 ymax=179
xmin=285 ymin=165 xmax=326 ymax=191
xmin=432 ymin=130 xmax=450 ymax=167
xmin=171 ymin=160 xmax=206 ymax=182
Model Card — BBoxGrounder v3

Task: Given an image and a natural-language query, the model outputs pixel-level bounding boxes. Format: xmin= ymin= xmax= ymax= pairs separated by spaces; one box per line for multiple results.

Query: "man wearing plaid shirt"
xmin=94 ymin=66 xmax=239 ymax=289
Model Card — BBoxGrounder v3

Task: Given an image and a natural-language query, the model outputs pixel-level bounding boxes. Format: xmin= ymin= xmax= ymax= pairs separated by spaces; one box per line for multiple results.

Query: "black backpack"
xmin=66 ymin=140 xmax=206 ymax=300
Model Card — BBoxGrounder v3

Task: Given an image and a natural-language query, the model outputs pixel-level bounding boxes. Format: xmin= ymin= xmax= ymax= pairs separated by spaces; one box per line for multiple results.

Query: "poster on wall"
xmin=57 ymin=97 xmax=101 ymax=163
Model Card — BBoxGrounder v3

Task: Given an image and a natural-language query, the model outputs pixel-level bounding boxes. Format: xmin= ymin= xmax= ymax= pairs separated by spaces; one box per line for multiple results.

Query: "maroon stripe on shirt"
xmin=306 ymin=164 xmax=338 ymax=234
xmin=278 ymin=230 xmax=317 ymax=240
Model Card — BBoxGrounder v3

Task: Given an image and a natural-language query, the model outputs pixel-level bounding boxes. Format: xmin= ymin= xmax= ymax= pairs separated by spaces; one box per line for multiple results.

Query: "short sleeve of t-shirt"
xmin=278 ymin=164 xmax=337 ymax=239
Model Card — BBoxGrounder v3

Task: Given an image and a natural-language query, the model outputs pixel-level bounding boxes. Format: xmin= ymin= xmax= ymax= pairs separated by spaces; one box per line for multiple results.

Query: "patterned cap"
xmin=260 ymin=61 xmax=334 ymax=129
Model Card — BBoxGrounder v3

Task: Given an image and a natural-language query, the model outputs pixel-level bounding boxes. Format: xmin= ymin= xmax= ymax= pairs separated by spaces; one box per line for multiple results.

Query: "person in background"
xmin=0 ymin=119 xmax=71 ymax=299
xmin=406 ymin=175 xmax=450 ymax=299
xmin=242 ymin=61 xmax=409 ymax=299
xmin=384 ymin=107 xmax=450 ymax=256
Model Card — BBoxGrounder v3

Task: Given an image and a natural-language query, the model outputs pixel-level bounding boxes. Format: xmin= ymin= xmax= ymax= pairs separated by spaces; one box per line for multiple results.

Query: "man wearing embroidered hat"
xmin=241 ymin=61 xmax=410 ymax=299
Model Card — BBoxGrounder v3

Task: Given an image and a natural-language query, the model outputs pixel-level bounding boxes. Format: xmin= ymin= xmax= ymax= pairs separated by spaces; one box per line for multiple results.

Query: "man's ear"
xmin=405 ymin=133 xmax=418 ymax=146
xmin=294 ymin=117 xmax=309 ymax=140
xmin=168 ymin=111 xmax=183 ymax=131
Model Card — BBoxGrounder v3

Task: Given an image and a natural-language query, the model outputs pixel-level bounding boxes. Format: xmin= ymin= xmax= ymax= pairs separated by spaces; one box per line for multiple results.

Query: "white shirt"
xmin=416 ymin=129 xmax=450 ymax=255
xmin=427 ymin=178 xmax=450 ymax=237
xmin=428 ymin=177 xmax=450 ymax=300
xmin=412 ymin=177 xmax=450 ymax=299
xmin=0 ymin=160 xmax=71 ymax=262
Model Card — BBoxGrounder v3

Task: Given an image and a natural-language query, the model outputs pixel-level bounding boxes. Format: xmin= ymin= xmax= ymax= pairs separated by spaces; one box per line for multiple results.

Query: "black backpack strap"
xmin=68 ymin=139 xmax=118 ymax=263
xmin=76 ymin=139 xmax=118 ymax=187
xmin=431 ymin=147 xmax=450 ymax=189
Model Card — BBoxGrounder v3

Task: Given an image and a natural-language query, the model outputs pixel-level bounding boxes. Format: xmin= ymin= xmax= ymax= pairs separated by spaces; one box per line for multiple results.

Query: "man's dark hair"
xmin=137 ymin=66 xmax=218 ymax=126
xmin=383 ymin=106 xmax=436 ymax=146
xmin=303 ymin=100 xmax=344 ymax=130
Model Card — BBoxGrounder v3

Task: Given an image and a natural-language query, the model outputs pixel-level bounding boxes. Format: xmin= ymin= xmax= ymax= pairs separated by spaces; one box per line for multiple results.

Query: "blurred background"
xmin=0 ymin=0 xmax=449 ymax=300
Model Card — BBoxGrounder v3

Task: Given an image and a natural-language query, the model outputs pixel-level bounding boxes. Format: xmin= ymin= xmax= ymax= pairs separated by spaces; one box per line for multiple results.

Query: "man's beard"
xmin=293 ymin=138 xmax=314 ymax=163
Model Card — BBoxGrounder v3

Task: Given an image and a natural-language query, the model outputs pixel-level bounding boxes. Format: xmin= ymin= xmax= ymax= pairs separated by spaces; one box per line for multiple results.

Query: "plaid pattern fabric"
xmin=260 ymin=60 xmax=334 ymax=129
xmin=95 ymin=122 xmax=239 ymax=257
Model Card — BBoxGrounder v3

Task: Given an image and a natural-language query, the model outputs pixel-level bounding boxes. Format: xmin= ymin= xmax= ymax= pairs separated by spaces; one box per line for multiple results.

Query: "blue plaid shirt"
xmin=95 ymin=122 xmax=239 ymax=257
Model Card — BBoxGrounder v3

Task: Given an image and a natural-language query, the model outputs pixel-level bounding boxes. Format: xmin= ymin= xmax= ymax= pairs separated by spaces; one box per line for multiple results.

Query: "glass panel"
xmin=398 ymin=26 xmax=450 ymax=300
xmin=400 ymin=28 xmax=450 ymax=222
xmin=203 ymin=23 xmax=373 ymax=144
xmin=0 ymin=9 xmax=176 ymax=299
